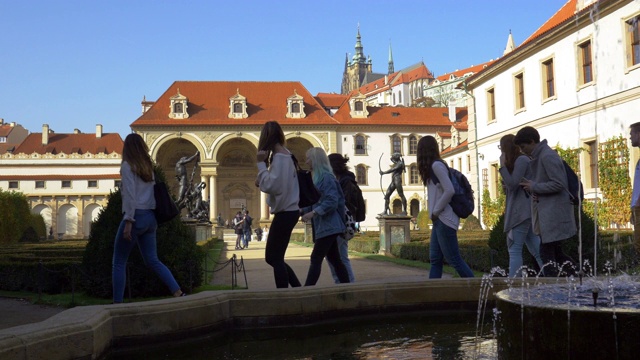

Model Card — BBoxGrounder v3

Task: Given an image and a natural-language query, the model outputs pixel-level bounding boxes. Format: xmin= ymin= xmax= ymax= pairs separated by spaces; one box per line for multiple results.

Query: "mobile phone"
xmin=520 ymin=177 xmax=528 ymax=183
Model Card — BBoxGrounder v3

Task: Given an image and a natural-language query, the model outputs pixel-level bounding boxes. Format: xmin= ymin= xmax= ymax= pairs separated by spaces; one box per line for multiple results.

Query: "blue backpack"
xmin=432 ymin=161 xmax=475 ymax=219
xmin=562 ymin=160 xmax=584 ymax=206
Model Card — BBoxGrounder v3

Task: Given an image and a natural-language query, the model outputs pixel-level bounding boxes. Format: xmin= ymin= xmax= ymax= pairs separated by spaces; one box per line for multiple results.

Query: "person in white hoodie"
xmin=417 ymin=135 xmax=474 ymax=279
xmin=255 ymin=121 xmax=302 ymax=288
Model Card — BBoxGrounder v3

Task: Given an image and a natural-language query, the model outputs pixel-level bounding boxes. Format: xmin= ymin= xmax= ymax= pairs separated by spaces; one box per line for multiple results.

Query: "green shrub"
xmin=416 ymin=210 xmax=431 ymax=229
xmin=461 ymin=214 xmax=482 ymax=230
xmin=81 ymin=167 xmax=206 ymax=299
xmin=0 ymin=190 xmax=31 ymax=244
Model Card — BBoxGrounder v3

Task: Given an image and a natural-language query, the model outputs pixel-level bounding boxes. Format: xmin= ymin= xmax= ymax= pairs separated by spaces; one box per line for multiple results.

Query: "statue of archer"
xmin=379 ymin=152 xmax=407 ymax=215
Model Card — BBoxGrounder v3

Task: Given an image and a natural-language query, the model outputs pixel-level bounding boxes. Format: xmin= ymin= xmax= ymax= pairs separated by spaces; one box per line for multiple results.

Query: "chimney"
xmin=96 ymin=124 xmax=103 ymax=138
xmin=74 ymin=128 xmax=81 ymax=134
xmin=42 ymin=124 xmax=49 ymax=145
xmin=0 ymin=118 xmax=3 ymax=125
xmin=10 ymin=122 xmax=15 ymax=127
xmin=448 ymin=105 xmax=457 ymax=122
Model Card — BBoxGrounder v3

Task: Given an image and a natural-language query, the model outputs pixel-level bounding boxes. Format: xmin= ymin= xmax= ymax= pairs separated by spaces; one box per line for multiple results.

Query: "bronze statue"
xmin=175 ymin=151 xmax=200 ymax=209
xmin=379 ymin=152 xmax=407 ymax=215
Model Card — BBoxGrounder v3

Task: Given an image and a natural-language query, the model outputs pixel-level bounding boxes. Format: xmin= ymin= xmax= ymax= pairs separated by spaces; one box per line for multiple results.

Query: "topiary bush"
xmin=416 ymin=209 xmax=431 ymax=229
xmin=461 ymin=214 xmax=482 ymax=231
xmin=0 ymin=190 xmax=31 ymax=244
xmin=81 ymin=167 xmax=205 ymax=299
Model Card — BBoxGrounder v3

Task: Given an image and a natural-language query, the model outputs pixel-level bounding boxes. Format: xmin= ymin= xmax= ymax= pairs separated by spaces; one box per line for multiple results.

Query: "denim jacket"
xmin=302 ymin=172 xmax=346 ymax=239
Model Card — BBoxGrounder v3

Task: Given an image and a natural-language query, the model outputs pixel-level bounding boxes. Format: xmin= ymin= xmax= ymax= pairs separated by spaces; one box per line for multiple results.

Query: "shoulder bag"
xmin=154 ymin=180 xmax=180 ymax=224
xmin=291 ymin=154 xmax=320 ymax=208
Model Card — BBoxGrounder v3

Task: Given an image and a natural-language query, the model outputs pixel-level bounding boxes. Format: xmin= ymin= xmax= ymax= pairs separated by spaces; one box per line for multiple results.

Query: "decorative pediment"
xmin=228 ymin=89 xmax=248 ymax=119
xmin=169 ymin=88 xmax=189 ymax=119
xmin=349 ymin=92 xmax=369 ymax=118
xmin=286 ymin=90 xmax=306 ymax=119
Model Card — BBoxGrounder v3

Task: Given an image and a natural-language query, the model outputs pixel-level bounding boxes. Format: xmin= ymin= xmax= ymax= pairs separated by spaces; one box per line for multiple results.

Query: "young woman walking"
xmin=112 ymin=133 xmax=185 ymax=303
xmin=300 ymin=147 xmax=350 ymax=285
xmin=417 ymin=136 xmax=474 ymax=279
xmin=255 ymin=121 xmax=302 ymax=288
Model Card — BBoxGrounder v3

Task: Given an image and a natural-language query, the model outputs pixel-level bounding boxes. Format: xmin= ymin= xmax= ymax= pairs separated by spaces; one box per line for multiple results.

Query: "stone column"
xmin=260 ymin=191 xmax=269 ymax=221
xmin=209 ymin=175 xmax=217 ymax=223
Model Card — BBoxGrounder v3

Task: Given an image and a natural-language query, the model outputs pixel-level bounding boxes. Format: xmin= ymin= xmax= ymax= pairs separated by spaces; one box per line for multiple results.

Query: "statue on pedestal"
xmin=379 ymin=152 xmax=407 ymax=216
xmin=174 ymin=151 xmax=210 ymax=222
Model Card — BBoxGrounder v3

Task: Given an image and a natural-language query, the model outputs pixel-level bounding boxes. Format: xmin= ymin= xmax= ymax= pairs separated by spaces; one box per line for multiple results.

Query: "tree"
xmin=0 ymin=190 xmax=31 ymax=244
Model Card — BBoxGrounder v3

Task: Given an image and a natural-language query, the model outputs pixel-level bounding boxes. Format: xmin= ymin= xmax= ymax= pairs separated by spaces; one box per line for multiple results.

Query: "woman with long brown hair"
xmin=112 ymin=133 xmax=185 ymax=303
xmin=417 ymin=135 xmax=474 ymax=278
xmin=499 ymin=134 xmax=543 ymax=277
xmin=255 ymin=121 xmax=302 ymax=288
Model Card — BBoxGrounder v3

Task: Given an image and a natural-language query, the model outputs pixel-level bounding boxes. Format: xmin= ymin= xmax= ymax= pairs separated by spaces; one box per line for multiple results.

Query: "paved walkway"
xmin=0 ymin=231 xmax=442 ymax=329
xmin=211 ymin=231 xmax=440 ymax=290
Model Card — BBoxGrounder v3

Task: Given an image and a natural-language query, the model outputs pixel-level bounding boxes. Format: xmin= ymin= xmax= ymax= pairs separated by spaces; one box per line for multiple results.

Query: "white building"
xmin=464 ymin=0 xmax=640 ymax=224
xmin=0 ymin=124 xmax=123 ymax=238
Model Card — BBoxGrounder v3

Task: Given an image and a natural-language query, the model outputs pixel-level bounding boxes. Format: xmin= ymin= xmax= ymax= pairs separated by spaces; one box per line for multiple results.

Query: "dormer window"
xmin=169 ymin=88 xmax=189 ymax=119
xmin=229 ymin=89 xmax=249 ymax=119
xmin=286 ymin=90 xmax=306 ymax=118
xmin=349 ymin=92 xmax=369 ymax=118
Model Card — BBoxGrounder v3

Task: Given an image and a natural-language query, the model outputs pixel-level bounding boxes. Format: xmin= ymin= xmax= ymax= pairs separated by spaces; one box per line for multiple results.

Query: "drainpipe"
xmin=463 ymin=80 xmax=482 ymax=226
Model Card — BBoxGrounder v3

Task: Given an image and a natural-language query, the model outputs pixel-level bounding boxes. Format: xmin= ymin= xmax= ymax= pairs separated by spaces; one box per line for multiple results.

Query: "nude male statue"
xmin=176 ymin=151 xmax=200 ymax=208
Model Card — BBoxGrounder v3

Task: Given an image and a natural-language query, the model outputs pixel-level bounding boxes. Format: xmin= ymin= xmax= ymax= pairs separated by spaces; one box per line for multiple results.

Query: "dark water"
xmin=109 ymin=311 xmax=497 ymax=359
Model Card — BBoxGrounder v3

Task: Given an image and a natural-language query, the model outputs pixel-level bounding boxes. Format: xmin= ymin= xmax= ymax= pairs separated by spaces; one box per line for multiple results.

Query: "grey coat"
xmin=499 ymin=155 xmax=533 ymax=233
xmin=528 ymin=139 xmax=577 ymax=243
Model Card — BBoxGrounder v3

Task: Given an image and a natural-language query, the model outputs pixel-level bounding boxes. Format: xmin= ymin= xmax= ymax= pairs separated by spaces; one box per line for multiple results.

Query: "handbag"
xmin=291 ymin=155 xmax=320 ymax=208
xmin=154 ymin=180 xmax=180 ymax=224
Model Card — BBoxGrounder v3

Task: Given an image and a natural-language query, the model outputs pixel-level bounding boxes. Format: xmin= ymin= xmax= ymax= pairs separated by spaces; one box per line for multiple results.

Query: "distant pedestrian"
xmin=242 ymin=210 xmax=253 ymax=248
xmin=417 ymin=135 xmax=474 ymax=279
xmin=112 ymin=133 xmax=185 ymax=303
xmin=233 ymin=211 xmax=244 ymax=250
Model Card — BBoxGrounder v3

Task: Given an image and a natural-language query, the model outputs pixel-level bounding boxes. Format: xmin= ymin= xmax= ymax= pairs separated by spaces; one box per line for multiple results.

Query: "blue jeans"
xmin=112 ymin=209 xmax=180 ymax=303
xmin=508 ymin=221 xmax=544 ymax=277
xmin=304 ymin=233 xmax=350 ymax=286
xmin=429 ymin=219 xmax=474 ymax=278
xmin=243 ymin=230 xmax=252 ymax=248
xmin=328 ymin=235 xmax=355 ymax=283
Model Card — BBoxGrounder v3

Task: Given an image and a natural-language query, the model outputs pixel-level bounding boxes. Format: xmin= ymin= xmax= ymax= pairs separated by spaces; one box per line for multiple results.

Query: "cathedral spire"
xmin=353 ymin=24 xmax=366 ymax=64
xmin=388 ymin=40 xmax=395 ymax=74
xmin=503 ymin=29 xmax=516 ymax=55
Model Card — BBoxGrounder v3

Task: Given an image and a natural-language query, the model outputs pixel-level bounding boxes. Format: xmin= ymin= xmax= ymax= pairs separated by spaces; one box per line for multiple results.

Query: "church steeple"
xmin=353 ymin=24 xmax=366 ymax=64
xmin=341 ymin=24 xmax=373 ymax=94
xmin=388 ymin=41 xmax=395 ymax=74
xmin=503 ymin=30 xmax=516 ymax=55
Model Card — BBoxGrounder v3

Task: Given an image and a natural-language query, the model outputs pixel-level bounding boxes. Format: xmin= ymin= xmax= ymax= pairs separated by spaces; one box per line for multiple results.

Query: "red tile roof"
xmin=0 ymin=125 xmax=14 ymax=137
xmin=314 ymin=93 xmax=348 ymax=108
xmin=521 ymin=0 xmax=578 ymax=46
xmin=332 ymin=104 xmax=467 ymax=127
xmin=0 ymin=174 xmax=120 ymax=180
xmin=442 ymin=139 xmax=469 ymax=154
xmin=436 ymin=60 xmax=496 ymax=82
xmin=131 ymin=81 xmax=339 ymax=127
xmin=13 ymin=133 xmax=123 ymax=155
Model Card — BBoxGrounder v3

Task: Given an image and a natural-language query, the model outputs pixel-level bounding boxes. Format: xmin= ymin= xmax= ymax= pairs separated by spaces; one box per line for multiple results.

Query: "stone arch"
xmin=215 ymin=137 xmax=259 ymax=222
xmin=392 ymin=198 xmax=403 ymax=215
xmin=83 ymin=203 xmax=103 ymax=238
xmin=153 ymin=137 xmax=201 ymax=203
xmin=409 ymin=198 xmax=420 ymax=218
xmin=285 ymin=136 xmax=317 ymax=170
xmin=149 ymin=133 xmax=206 ymax=160
xmin=57 ymin=204 xmax=78 ymax=237
xmin=32 ymin=204 xmax=52 ymax=236
xmin=211 ymin=133 xmax=259 ymax=161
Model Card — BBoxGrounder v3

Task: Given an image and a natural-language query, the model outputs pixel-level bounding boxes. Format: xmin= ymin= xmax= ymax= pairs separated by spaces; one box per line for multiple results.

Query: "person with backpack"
xmin=327 ymin=153 xmax=362 ymax=283
xmin=417 ymin=136 xmax=474 ymax=279
xmin=498 ymin=134 xmax=543 ymax=277
xmin=242 ymin=210 xmax=253 ymax=249
xmin=515 ymin=126 xmax=577 ymax=277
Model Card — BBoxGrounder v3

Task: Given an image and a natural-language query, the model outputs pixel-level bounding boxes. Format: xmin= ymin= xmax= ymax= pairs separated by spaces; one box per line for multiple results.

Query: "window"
xmin=578 ymin=40 xmax=593 ymax=85
xmin=355 ymin=135 xmax=367 ymax=155
xmin=35 ymin=181 xmax=45 ymax=189
xmin=467 ymin=155 xmax=471 ymax=172
xmin=514 ymin=72 xmax=525 ymax=110
xmin=233 ymin=103 xmax=243 ymax=113
xmin=291 ymin=103 xmax=300 ymax=113
xmin=626 ymin=15 xmax=640 ymax=68
xmin=409 ymin=165 xmax=420 ymax=184
xmin=114 ymin=180 xmax=122 ymax=188
xmin=355 ymin=101 xmax=363 ymax=111
xmin=586 ymin=141 xmax=598 ymax=188
xmin=0 ymin=136 xmax=6 ymax=143
xmin=88 ymin=180 xmax=98 ymax=188
xmin=174 ymin=103 xmax=183 ymax=113
xmin=399 ymin=91 xmax=402 ymax=104
xmin=487 ymin=87 xmax=496 ymax=121
xmin=409 ymin=136 xmax=418 ymax=155
xmin=8 ymin=181 xmax=18 ymax=189
xmin=542 ymin=58 xmax=555 ymax=99
xmin=458 ymin=158 xmax=462 ymax=171
xmin=392 ymin=93 xmax=396 ymax=105
xmin=355 ymin=164 xmax=367 ymax=185
xmin=61 ymin=180 xmax=71 ymax=188
xmin=391 ymin=135 xmax=402 ymax=154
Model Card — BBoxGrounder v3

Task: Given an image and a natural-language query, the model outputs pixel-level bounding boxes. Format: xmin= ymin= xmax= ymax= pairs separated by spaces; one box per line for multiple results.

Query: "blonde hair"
xmin=122 ymin=133 xmax=154 ymax=182
xmin=305 ymin=147 xmax=334 ymax=184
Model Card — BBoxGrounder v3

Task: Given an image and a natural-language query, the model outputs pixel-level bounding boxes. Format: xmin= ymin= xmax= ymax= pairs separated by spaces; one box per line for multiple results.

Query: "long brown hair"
xmin=417 ymin=136 xmax=441 ymax=185
xmin=500 ymin=134 xmax=522 ymax=174
xmin=122 ymin=133 xmax=154 ymax=182
xmin=257 ymin=121 xmax=286 ymax=166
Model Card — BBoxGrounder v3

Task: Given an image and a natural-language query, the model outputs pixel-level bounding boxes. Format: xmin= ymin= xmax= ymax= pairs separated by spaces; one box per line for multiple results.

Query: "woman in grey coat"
xmin=498 ymin=134 xmax=543 ymax=277
xmin=515 ymin=126 xmax=577 ymax=277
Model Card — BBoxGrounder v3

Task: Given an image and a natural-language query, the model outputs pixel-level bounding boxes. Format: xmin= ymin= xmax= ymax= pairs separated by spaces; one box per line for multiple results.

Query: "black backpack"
xmin=340 ymin=177 xmax=366 ymax=222
xmin=562 ymin=160 xmax=584 ymax=206
xmin=432 ymin=161 xmax=475 ymax=219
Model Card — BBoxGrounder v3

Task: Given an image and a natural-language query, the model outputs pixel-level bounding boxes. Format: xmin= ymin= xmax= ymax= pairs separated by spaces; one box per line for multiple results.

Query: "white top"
xmin=120 ymin=161 xmax=155 ymax=222
xmin=426 ymin=161 xmax=459 ymax=230
xmin=256 ymin=152 xmax=299 ymax=213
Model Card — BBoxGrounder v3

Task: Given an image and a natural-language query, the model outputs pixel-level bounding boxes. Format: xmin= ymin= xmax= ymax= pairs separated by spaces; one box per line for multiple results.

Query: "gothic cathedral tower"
xmin=340 ymin=26 xmax=373 ymax=94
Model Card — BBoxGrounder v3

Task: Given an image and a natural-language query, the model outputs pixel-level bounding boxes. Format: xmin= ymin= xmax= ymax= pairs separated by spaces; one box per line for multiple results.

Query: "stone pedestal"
xmin=183 ymin=219 xmax=212 ymax=242
xmin=377 ymin=215 xmax=412 ymax=255
xmin=214 ymin=226 xmax=225 ymax=240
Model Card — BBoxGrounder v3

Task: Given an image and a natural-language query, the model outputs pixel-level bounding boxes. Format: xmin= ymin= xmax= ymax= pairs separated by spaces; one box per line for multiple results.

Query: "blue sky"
xmin=0 ymin=0 xmax=568 ymax=138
